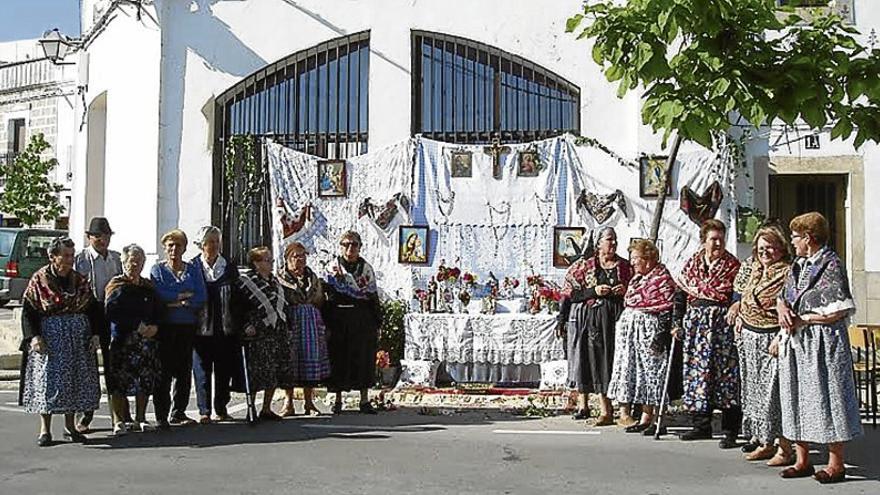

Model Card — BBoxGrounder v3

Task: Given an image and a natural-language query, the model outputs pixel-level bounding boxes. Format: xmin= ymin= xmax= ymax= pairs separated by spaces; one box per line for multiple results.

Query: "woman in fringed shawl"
xmin=776 ymin=212 xmax=861 ymax=484
xmin=20 ymin=237 xmax=101 ymax=447
xmin=278 ymin=242 xmax=330 ymax=417
xmin=607 ymin=239 xmax=676 ymax=435
xmin=673 ymin=219 xmax=742 ymax=447
xmin=558 ymin=227 xmax=632 ymax=425
xmin=104 ymin=244 xmax=163 ymax=435
xmin=231 ymin=246 xmax=292 ymax=420
xmin=730 ymin=225 xmax=794 ymax=465
xmin=322 ymin=231 xmax=383 ymax=414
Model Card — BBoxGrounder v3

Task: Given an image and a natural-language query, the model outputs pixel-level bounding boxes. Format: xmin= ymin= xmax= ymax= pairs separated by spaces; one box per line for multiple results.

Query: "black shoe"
xmin=156 ymin=420 xmax=171 ymax=431
xmin=718 ymin=436 xmax=739 ymax=449
xmin=741 ymin=440 xmax=760 ymax=453
xmin=63 ymin=429 xmax=87 ymax=443
xmin=642 ymin=424 xmax=667 ymax=437
xmin=571 ymin=409 xmax=590 ymax=420
xmin=679 ymin=429 xmax=712 ymax=441
xmin=332 ymin=402 xmax=343 ymax=415
xmin=359 ymin=402 xmax=378 ymax=415
xmin=37 ymin=433 xmax=52 ymax=447
xmin=625 ymin=422 xmax=652 ymax=433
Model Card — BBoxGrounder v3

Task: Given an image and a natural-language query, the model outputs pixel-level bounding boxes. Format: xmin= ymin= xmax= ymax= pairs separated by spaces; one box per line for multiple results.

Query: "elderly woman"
xmin=729 ymin=225 xmax=793 ymax=464
xmin=322 ymin=231 xmax=382 ymax=414
xmin=279 ymin=242 xmax=330 ymax=416
xmin=776 ymin=212 xmax=861 ymax=484
xmin=191 ymin=226 xmax=241 ymax=424
xmin=674 ymin=219 xmax=742 ymax=447
xmin=607 ymin=239 xmax=676 ymax=433
xmin=20 ymin=237 xmax=101 ymax=446
xmin=232 ymin=247 xmax=293 ymax=420
xmin=558 ymin=227 xmax=632 ymax=424
xmin=105 ymin=244 xmax=162 ymax=435
xmin=150 ymin=229 xmax=207 ymax=428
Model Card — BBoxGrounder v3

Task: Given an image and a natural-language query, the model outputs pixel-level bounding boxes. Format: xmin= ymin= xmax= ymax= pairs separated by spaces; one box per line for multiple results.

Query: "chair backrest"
xmin=849 ymin=325 xmax=869 ymax=349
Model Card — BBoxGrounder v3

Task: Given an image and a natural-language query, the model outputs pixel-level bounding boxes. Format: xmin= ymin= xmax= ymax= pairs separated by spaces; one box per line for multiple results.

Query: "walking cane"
xmin=654 ymin=336 xmax=678 ymax=440
xmin=241 ymin=345 xmax=258 ymax=425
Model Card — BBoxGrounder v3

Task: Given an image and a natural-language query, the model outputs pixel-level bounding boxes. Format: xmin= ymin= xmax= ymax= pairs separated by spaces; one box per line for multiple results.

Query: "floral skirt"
xmin=607 ymin=308 xmax=669 ymax=406
xmin=241 ymin=323 xmax=294 ymax=392
xmin=107 ymin=331 xmax=162 ymax=396
xmin=738 ymin=325 xmax=782 ymax=444
xmin=23 ymin=314 xmax=101 ymax=414
xmin=681 ymin=305 xmax=740 ymax=413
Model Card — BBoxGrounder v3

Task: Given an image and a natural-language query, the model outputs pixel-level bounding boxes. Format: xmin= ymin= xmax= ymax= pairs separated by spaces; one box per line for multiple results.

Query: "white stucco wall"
xmin=147 ymin=0 xmax=641 ymax=258
xmin=71 ymin=1 xmax=162 ymax=256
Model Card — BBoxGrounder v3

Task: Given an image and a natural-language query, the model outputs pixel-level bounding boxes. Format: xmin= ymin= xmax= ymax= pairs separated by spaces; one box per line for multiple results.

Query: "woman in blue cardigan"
xmin=150 ymin=229 xmax=207 ymax=428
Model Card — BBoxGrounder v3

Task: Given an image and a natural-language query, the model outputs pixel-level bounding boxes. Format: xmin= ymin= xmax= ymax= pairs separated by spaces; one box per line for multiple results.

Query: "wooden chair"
xmin=848 ymin=325 xmax=880 ymax=428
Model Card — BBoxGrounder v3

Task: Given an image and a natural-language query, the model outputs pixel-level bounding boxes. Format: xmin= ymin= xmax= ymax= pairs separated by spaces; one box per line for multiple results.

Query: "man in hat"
xmin=74 ymin=217 xmax=126 ymax=432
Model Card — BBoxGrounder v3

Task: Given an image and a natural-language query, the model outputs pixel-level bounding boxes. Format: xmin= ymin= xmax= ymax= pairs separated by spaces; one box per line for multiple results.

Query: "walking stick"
xmin=241 ymin=345 xmax=258 ymax=425
xmin=654 ymin=336 xmax=678 ymax=440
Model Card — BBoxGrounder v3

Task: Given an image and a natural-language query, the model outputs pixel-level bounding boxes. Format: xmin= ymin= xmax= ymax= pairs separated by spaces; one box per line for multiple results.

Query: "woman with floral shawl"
xmin=673 ymin=219 xmax=742 ymax=448
xmin=776 ymin=212 xmax=861 ymax=484
xmin=278 ymin=242 xmax=331 ymax=416
xmin=558 ymin=227 xmax=632 ymax=425
xmin=322 ymin=231 xmax=382 ymax=414
xmin=607 ymin=239 xmax=676 ymax=434
xmin=20 ymin=237 xmax=101 ymax=447
xmin=729 ymin=224 xmax=793 ymax=465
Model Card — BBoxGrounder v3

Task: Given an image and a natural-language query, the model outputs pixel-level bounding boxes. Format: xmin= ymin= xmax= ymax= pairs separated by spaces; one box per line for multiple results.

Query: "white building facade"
xmin=69 ymin=0 xmax=880 ymax=322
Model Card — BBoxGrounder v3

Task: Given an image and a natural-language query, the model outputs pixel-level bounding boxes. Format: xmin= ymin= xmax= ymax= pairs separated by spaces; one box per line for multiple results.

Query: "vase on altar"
xmin=457 ymin=289 xmax=471 ymax=314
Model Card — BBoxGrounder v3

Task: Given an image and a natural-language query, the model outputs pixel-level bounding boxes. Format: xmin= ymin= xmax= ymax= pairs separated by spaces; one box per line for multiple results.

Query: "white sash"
xmin=240 ymin=276 xmax=286 ymax=328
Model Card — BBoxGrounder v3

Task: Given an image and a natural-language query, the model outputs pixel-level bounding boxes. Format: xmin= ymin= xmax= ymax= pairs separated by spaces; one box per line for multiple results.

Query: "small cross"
xmin=483 ymin=136 xmax=510 ymax=180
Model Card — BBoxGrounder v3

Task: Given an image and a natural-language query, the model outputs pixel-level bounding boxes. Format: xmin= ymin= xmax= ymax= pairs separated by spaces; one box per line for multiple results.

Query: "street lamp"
xmin=39 ymin=28 xmax=81 ymax=65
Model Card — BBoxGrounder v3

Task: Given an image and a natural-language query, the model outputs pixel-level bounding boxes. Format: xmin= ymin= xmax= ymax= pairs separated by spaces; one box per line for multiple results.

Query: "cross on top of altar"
xmin=483 ymin=136 xmax=510 ymax=180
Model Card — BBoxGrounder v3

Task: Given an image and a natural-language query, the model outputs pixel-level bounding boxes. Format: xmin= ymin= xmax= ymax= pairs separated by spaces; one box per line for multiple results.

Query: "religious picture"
xmin=552 ymin=227 xmax=586 ymax=268
xmin=517 ymin=150 xmax=540 ymax=177
xmin=317 ymin=159 xmax=347 ymax=197
xmin=639 ymin=155 xmax=672 ymax=198
xmin=450 ymin=151 xmax=473 ymax=178
xmin=398 ymin=225 xmax=430 ymax=265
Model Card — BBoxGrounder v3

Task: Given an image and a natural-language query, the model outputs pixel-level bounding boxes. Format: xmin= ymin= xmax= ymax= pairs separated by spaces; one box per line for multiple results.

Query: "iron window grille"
xmin=411 ymin=30 xmax=581 ymax=144
xmin=213 ymin=31 xmax=370 ymax=262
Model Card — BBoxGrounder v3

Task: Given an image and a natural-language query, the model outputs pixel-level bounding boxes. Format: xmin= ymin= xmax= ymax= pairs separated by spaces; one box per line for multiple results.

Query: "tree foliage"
xmin=0 ymin=133 xmax=64 ymax=227
xmin=567 ymin=0 xmax=880 ymax=149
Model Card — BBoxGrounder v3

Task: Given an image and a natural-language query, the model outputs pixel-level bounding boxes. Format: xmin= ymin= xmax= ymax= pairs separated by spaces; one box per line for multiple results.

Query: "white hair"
xmin=194 ymin=225 xmax=222 ymax=248
xmin=121 ymin=244 xmax=145 ymax=263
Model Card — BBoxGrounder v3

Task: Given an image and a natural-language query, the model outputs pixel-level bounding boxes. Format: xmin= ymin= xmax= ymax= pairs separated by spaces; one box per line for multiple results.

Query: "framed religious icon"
xmin=517 ymin=150 xmax=540 ymax=177
xmin=639 ymin=155 xmax=672 ymax=198
xmin=450 ymin=150 xmax=473 ymax=178
xmin=317 ymin=159 xmax=347 ymax=197
xmin=552 ymin=226 xmax=586 ymax=268
xmin=398 ymin=225 xmax=430 ymax=265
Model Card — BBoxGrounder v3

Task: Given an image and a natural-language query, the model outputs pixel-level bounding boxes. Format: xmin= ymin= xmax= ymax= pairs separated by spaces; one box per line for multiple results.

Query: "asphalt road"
xmin=0 ymin=391 xmax=877 ymax=495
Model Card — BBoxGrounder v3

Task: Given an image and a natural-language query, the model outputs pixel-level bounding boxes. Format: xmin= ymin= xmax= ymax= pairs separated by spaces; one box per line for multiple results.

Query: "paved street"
xmin=0 ymin=390 xmax=877 ymax=494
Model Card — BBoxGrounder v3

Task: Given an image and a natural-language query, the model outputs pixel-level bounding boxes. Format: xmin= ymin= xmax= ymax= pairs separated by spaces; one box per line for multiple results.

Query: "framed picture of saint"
xmin=552 ymin=226 xmax=586 ymax=268
xmin=317 ymin=159 xmax=347 ymax=197
xmin=398 ymin=225 xmax=430 ymax=265
xmin=517 ymin=150 xmax=540 ymax=177
xmin=450 ymin=151 xmax=473 ymax=178
xmin=639 ymin=155 xmax=672 ymax=198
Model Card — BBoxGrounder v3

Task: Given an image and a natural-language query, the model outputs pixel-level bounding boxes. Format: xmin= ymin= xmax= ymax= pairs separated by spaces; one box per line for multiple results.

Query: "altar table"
xmin=404 ymin=313 xmax=566 ymax=385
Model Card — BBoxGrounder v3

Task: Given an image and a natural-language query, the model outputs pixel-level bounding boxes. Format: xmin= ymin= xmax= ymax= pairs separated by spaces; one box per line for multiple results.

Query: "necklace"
xmin=487 ymin=200 xmax=511 ymax=252
xmin=533 ymin=192 xmax=555 ymax=226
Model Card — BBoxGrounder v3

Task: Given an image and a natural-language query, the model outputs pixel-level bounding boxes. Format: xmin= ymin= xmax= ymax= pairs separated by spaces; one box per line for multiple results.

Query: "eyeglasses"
xmin=340 ymin=241 xmax=361 ymax=248
xmin=790 ymin=234 xmax=804 ymax=240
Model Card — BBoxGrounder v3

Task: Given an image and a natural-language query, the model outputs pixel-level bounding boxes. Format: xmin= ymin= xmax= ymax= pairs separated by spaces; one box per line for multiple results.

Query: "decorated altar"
xmin=265 ymin=132 xmax=743 ymax=386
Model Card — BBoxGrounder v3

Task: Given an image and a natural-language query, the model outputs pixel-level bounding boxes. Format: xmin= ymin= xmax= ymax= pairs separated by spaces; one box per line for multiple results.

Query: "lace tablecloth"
xmin=404 ymin=313 xmax=565 ymax=365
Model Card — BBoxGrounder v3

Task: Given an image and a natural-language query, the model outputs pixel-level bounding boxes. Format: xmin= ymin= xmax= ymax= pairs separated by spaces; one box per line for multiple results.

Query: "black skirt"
xmin=322 ymin=298 xmax=379 ymax=392
xmin=567 ymin=298 xmax=624 ymax=394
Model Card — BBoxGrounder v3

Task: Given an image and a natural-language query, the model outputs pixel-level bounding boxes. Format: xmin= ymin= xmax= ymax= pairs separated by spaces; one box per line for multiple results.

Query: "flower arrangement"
xmin=461 ymin=271 xmax=478 ymax=286
xmin=375 ymin=350 xmax=391 ymax=369
xmin=537 ymin=285 xmax=562 ymax=303
xmin=437 ymin=265 xmax=461 ymax=283
xmin=502 ymin=276 xmax=520 ymax=290
xmin=526 ymin=274 xmax=545 ymax=288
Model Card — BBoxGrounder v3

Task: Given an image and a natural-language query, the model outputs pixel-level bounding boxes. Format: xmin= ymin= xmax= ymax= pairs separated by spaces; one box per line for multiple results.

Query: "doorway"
xmin=769 ymin=173 xmax=847 ymax=262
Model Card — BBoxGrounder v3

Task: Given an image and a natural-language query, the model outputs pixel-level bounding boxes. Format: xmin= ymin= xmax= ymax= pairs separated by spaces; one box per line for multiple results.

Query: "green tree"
xmin=0 ymin=133 xmax=64 ymax=227
xmin=567 ymin=0 xmax=880 ymax=241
